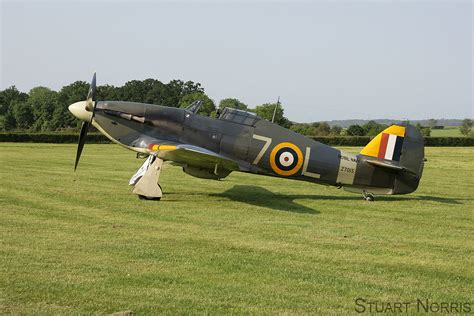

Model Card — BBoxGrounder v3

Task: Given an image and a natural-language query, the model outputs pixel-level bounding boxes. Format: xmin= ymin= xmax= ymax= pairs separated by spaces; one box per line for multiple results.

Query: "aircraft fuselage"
xmin=90 ymin=101 xmax=420 ymax=195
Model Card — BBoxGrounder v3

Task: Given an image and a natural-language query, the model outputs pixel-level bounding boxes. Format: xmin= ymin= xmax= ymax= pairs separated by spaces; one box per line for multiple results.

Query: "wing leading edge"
xmin=147 ymin=142 xmax=240 ymax=172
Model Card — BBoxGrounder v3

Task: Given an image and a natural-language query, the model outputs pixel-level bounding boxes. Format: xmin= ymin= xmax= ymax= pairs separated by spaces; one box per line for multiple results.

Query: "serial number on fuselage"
xmin=340 ymin=166 xmax=355 ymax=174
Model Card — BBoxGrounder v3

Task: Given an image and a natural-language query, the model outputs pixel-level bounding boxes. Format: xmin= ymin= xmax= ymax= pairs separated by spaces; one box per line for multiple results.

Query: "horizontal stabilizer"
xmin=365 ymin=159 xmax=404 ymax=171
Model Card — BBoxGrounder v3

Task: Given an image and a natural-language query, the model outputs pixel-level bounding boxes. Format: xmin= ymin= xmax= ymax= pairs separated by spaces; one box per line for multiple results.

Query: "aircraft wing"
xmin=148 ymin=143 xmax=240 ymax=171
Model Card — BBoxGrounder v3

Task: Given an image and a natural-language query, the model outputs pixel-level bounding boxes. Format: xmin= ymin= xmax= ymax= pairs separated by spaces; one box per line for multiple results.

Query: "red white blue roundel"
xmin=276 ymin=149 xmax=297 ymax=170
xmin=269 ymin=142 xmax=303 ymax=176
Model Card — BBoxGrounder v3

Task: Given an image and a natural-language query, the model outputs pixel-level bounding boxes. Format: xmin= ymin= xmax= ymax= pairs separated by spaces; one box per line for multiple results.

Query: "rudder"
xmin=394 ymin=124 xmax=424 ymax=193
xmin=360 ymin=124 xmax=425 ymax=194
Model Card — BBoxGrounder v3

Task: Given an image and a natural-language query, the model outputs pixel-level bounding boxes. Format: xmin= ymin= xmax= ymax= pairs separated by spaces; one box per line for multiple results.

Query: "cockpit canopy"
xmin=218 ymin=107 xmax=260 ymax=126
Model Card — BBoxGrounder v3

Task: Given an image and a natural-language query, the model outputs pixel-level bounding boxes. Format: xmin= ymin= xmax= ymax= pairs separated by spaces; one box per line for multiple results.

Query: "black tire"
xmin=364 ymin=193 xmax=375 ymax=202
xmin=137 ymin=184 xmax=162 ymax=201
xmin=138 ymin=194 xmax=161 ymax=201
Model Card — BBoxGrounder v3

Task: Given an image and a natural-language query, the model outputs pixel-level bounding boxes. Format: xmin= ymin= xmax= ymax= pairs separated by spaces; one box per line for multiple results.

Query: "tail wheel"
xmin=363 ymin=191 xmax=375 ymax=202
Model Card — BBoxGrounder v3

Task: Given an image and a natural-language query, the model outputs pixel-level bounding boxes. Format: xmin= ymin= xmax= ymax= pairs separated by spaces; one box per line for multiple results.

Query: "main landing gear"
xmin=362 ymin=191 xmax=375 ymax=202
xmin=129 ymin=155 xmax=163 ymax=201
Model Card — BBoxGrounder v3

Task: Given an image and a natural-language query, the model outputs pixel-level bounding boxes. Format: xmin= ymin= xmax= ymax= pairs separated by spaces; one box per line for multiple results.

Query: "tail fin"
xmin=360 ymin=125 xmax=406 ymax=161
xmin=360 ymin=124 xmax=425 ymax=194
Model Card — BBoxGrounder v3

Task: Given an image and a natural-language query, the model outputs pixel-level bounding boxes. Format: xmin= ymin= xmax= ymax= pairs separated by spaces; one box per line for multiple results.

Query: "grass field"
xmin=1 ymin=144 xmax=473 ymax=314
xmin=430 ymin=126 xmax=464 ymax=137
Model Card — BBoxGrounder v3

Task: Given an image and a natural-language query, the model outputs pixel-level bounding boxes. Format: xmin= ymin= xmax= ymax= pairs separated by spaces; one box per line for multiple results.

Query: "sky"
xmin=1 ymin=0 xmax=472 ymax=122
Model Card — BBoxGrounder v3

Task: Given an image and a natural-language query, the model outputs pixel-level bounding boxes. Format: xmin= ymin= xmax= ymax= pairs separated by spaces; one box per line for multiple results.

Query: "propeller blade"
xmin=73 ymin=72 xmax=97 ymax=171
xmin=74 ymin=121 xmax=90 ymax=171
xmin=85 ymin=72 xmax=96 ymax=112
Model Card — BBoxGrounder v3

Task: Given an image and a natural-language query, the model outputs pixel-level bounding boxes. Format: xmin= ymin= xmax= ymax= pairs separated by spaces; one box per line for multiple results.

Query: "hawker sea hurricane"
xmin=69 ymin=73 xmax=425 ymax=201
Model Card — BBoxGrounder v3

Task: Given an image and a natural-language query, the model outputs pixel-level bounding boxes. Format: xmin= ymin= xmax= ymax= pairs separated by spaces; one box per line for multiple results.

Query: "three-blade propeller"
xmin=74 ymin=72 xmax=96 ymax=171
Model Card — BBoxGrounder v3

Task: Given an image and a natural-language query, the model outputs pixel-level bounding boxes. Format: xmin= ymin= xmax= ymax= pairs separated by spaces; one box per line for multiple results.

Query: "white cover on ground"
xmin=129 ymin=155 xmax=154 ymax=186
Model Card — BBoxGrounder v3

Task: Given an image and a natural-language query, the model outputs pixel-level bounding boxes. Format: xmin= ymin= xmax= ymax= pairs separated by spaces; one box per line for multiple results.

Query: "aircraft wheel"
xmin=138 ymin=195 xmax=161 ymax=201
xmin=363 ymin=192 xmax=375 ymax=202
xmin=138 ymin=185 xmax=162 ymax=201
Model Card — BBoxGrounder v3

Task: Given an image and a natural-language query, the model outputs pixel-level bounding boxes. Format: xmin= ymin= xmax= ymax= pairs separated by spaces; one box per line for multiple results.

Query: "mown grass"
xmin=430 ymin=126 xmax=464 ymax=137
xmin=0 ymin=144 xmax=472 ymax=314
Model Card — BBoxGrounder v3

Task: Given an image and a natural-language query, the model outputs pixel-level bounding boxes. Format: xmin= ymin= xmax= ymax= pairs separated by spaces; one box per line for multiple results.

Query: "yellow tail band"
xmin=360 ymin=125 xmax=406 ymax=161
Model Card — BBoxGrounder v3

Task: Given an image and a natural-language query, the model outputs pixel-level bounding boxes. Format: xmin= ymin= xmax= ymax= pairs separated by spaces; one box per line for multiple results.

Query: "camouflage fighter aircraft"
xmin=69 ymin=73 xmax=425 ymax=201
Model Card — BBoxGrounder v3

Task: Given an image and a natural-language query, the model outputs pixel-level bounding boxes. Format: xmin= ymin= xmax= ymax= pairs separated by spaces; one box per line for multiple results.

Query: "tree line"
xmin=0 ymin=79 xmax=291 ymax=132
xmin=1 ymin=78 xmax=471 ymax=137
xmin=291 ymin=120 xmax=433 ymax=137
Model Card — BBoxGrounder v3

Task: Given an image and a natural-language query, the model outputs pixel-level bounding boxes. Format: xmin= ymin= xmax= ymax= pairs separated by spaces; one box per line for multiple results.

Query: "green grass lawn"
xmin=430 ymin=126 xmax=464 ymax=137
xmin=1 ymin=144 xmax=472 ymax=314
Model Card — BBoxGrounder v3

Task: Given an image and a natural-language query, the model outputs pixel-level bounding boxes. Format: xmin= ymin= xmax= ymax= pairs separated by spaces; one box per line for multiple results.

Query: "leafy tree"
xmin=144 ymin=81 xmax=166 ymax=105
xmin=163 ymin=80 xmax=204 ymax=107
xmin=27 ymin=87 xmax=59 ymax=131
xmin=280 ymin=117 xmax=292 ymax=129
xmin=181 ymin=81 xmax=203 ymax=96
xmin=0 ymin=111 xmax=16 ymax=130
xmin=119 ymin=79 xmax=153 ymax=103
xmin=339 ymin=128 xmax=349 ymax=136
xmin=0 ymin=86 xmax=28 ymax=115
xmin=58 ymin=81 xmax=90 ymax=129
xmin=95 ymin=79 xmax=203 ymax=107
xmin=179 ymin=92 xmax=216 ymax=116
xmin=313 ymin=122 xmax=331 ymax=136
xmin=428 ymin=119 xmax=438 ymax=128
xmin=218 ymin=98 xmax=248 ymax=110
xmin=421 ymin=128 xmax=431 ymax=137
xmin=163 ymin=80 xmax=185 ymax=107
xmin=363 ymin=120 xmax=386 ymax=136
xmin=11 ymin=101 xmax=33 ymax=130
xmin=97 ymin=84 xmax=121 ymax=100
xmin=330 ymin=125 xmax=342 ymax=136
xmin=415 ymin=123 xmax=431 ymax=137
xmin=51 ymin=105 xmax=74 ymax=130
xmin=0 ymin=78 xmax=208 ymax=131
xmin=253 ymin=103 xmax=291 ymax=128
xmin=290 ymin=123 xmax=342 ymax=136
xmin=253 ymin=103 xmax=279 ymax=121
xmin=347 ymin=124 xmax=365 ymax=136
xmin=459 ymin=119 xmax=472 ymax=136
xmin=58 ymin=81 xmax=89 ymax=105
xmin=290 ymin=123 xmax=315 ymax=135
xmin=0 ymin=86 xmax=28 ymax=130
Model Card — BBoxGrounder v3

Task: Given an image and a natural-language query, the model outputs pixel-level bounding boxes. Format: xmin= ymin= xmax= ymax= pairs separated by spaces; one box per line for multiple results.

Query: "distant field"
xmin=1 ymin=144 xmax=473 ymax=314
xmin=430 ymin=126 xmax=464 ymax=137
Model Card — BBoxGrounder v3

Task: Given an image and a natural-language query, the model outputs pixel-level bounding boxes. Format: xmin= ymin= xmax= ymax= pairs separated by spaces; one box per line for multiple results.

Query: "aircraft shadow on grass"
xmin=206 ymin=185 xmax=465 ymax=214
xmin=165 ymin=184 xmax=465 ymax=214
xmin=209 ymin=185 xmax=321 ymax=214
xmin=374 ymin=194 xmax=468 ymax=204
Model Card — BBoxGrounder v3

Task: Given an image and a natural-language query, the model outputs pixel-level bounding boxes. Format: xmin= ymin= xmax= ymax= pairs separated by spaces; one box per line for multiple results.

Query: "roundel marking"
xmin=269 ymin=142 xmax=303 ymax=176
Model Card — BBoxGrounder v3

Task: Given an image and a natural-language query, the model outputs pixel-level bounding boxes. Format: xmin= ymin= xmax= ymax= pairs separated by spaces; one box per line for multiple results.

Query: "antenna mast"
xmin=272 ymin=96 xmax=280 ymax=123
